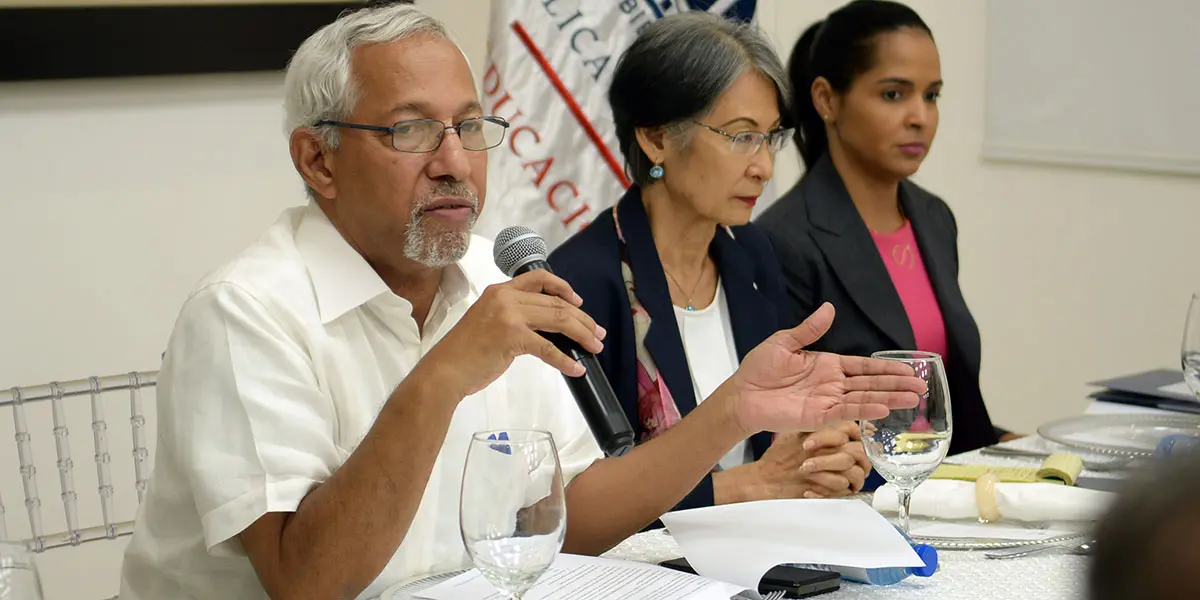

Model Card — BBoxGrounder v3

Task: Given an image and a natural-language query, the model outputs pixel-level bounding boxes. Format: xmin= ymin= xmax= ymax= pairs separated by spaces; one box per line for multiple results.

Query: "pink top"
xmin=872 ymin=221 xmax=946 ymax=432
xmin=870 ymin=221 xmax=948 ymax=359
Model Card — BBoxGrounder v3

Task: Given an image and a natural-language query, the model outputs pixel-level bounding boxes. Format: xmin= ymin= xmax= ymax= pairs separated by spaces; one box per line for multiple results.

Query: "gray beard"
xmin=402 ymin=184 xmax=479 ymax=268
xmin=402 ymin=215 xmax=474 ymax=268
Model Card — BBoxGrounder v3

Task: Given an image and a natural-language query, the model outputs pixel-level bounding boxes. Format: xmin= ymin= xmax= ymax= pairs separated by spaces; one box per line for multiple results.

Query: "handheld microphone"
xmin=493 ymin=226 xmax=636 ymax=458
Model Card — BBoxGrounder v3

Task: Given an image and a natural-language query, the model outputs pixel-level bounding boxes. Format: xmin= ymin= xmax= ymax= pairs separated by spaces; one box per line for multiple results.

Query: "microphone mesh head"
xmin=493 ymin=226 xmax=549 ymax=276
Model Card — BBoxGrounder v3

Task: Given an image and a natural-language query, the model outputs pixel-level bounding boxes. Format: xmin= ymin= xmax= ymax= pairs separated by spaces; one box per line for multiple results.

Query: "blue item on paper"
xmin=786 ymin=529 xmax=938 ymax=586
xmin=487 ymin=431 xmax=511 ymax=454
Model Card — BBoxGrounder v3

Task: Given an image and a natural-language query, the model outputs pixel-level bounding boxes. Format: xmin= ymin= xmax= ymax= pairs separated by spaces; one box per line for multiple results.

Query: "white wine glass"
xmin=460 ymin=430 xmax=565 ymax=600
xmin=860 ymin=351 xmax=953 ymax=534
xmin=1183 ymin=293 xmax=1200 ymax=399
xmin=0 ymin=542 xmax=43 ymax=599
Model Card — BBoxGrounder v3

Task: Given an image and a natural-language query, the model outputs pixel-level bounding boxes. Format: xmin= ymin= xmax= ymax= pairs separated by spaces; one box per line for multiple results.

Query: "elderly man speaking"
xmin=119 ymin=4 xmax=923 ymax=599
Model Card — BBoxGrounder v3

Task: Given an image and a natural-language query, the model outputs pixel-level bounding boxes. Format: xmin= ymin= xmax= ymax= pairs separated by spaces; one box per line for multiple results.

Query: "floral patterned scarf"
xmin=611 ymin=203 xmax=683 ymax=442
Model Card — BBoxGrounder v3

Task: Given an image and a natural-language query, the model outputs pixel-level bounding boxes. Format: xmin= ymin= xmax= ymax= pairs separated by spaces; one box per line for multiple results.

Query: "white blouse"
xmin=673 ymin=280 xmax=751 ymax=471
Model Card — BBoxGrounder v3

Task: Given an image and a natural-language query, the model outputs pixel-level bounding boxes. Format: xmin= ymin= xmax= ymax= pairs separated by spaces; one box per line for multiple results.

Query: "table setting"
xmin=375 ymin=422 xmax=1198 ymax=600
xmin=377 ymin=416 xmax=1198 ymax=600
xmin=376 ymin=411 xmax=1198 ymax=600
xmin=369 ymin=294 xmax=1200 ymax=600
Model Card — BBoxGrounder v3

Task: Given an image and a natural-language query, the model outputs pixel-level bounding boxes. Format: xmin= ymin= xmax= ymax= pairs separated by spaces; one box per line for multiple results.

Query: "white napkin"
xmin=873 ymin=480 xmax=1114 ymax=522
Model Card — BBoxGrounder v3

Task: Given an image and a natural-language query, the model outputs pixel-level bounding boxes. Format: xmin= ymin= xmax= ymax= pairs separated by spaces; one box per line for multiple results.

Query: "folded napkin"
xmin=873 ymin=479 xmax=1114 ymax=523
xmin=932 ymin=453 xmax=1085 ymax=485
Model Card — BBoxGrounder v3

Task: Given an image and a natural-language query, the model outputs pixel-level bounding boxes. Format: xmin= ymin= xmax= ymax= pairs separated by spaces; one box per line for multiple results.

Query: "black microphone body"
xmin=509 ymin=257 xmax=636 ymax=458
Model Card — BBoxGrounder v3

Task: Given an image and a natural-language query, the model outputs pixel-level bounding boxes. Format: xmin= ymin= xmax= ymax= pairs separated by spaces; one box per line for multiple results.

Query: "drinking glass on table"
xmin=461 ymin=430 xmax=565 ymax=600
xmin=0 ymin=541 xmax=43 ymax=600
xmin=1183 ymin=293 xmax=1200 ymax=399
xmin=860 ymin=351 xmax=953 ymax=534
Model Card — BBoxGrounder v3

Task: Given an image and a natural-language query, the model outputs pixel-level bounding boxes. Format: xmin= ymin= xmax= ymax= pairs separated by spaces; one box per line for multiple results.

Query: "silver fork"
xmin=985 ymin=538 xmax=1097 ymax=560
xmin=762 ymin=591 xmax=788 ymax=600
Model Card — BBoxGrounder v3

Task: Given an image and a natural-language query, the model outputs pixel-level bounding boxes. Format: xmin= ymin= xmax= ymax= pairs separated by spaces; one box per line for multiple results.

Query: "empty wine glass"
xmin=860 ymin=351 xmax=953 ymax=534
xmin=460 ymin=430 xmax=565 ymax=600
xmin=0 ymin=542 xmax=43 ymax=600
xmin=1183 ymin=294 xmax=1200 ymax=399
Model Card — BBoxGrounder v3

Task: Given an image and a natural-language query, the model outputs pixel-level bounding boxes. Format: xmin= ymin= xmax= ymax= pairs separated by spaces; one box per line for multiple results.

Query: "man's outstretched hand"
xmin=727 ymin=303 xmax=925 ymax=436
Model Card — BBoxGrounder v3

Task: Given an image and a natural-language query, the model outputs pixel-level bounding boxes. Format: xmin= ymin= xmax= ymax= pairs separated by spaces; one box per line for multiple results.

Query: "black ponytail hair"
xmin=788 ymin=0 xmax=933 ymax=171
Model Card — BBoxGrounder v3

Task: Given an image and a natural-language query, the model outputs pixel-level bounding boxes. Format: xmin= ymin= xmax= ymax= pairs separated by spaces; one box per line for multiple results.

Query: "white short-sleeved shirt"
xmin=119 ymin=203 xmax=603 ymax=600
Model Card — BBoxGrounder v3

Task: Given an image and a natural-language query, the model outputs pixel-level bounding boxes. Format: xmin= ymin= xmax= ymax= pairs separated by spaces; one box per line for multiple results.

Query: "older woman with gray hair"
xmin=550 ymin=12 xmax=871 ymax=513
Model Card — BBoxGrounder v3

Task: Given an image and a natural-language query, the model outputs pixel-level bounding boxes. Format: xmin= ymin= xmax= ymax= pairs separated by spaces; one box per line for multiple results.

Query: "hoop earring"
xmin=648 ymin=164 xmax=664 ymax=180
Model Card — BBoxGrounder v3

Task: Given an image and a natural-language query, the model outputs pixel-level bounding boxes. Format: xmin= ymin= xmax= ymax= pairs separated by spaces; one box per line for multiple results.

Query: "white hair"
xmin=282 ymin=3 xmax=461 ymax=149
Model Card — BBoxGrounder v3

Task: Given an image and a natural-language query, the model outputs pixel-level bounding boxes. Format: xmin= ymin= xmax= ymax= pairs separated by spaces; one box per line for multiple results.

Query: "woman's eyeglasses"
xmin=692 ymin=120 xmax=793 ymax=156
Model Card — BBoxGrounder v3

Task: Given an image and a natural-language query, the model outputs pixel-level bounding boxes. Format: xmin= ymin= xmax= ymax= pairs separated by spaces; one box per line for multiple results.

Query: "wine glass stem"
xmin=897 ymin=487 xmax=913 ymax=535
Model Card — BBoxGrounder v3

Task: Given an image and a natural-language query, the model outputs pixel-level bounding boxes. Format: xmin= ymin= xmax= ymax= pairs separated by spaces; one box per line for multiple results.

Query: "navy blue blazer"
xmin=755 ymin=155 xmax=1000 ymax=457
xmin=549 ymin=186 xmax=788 ymax=514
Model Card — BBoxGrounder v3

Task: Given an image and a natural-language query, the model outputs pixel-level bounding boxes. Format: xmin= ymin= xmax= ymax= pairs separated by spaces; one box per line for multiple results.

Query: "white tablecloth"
xmin=378 ymin=436 xmax=1106 ymax=599
xmin=602 ymin=524 xmax=1087 ymax=600
xmin=599 ymin=436 xmax=1109 ymax=600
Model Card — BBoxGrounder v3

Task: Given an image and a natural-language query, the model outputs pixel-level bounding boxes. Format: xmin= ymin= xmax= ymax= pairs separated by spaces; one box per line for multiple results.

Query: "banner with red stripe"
xmin=477 ymin=0 xmax=759 ymax=250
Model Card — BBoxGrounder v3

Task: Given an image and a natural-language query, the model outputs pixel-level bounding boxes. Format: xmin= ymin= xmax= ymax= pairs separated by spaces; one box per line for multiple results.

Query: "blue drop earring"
xmin=649 ymin=164 xmax=664 ymax=180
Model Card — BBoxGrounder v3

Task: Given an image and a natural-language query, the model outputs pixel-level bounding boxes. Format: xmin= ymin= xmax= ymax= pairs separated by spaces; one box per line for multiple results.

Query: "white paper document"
xmin=660 ymin=499 xmax=924 ymax=590
xmin=414 ymin=554 xmax=751 ymax=600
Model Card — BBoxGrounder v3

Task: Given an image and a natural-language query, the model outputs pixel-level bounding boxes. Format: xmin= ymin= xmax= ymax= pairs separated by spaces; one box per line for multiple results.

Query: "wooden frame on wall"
xmin=0 ymin=1 xmax=369 ymax=81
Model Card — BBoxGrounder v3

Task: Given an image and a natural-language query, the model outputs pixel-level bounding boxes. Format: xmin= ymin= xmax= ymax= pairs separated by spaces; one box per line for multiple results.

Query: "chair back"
xmin=2 ymin=371 xmax=156 ymax=552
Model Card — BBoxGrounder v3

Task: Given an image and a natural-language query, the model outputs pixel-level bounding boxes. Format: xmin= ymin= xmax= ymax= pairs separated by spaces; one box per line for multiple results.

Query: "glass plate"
xmin=380 ymin=570 xmax=469 ymax=600
xmin=910 ymin=531 xmax=1087 ymax=551
xmin=1037 ymin=414 xmax=1200 ymax=457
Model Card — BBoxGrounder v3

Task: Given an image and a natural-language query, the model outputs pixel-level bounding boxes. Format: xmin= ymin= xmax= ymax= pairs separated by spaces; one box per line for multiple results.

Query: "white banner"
xmin=477 ymin=0 xmax=760 ymax=250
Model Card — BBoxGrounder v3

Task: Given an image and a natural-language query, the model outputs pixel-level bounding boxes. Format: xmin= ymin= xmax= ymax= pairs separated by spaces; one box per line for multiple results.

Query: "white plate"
xmin=379 ymin=570 xmax=468 ymax=600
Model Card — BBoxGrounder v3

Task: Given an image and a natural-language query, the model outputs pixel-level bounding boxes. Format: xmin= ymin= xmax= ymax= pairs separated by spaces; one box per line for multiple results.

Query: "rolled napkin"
xmin=873 ymin=479 xmax=1114 ymax=523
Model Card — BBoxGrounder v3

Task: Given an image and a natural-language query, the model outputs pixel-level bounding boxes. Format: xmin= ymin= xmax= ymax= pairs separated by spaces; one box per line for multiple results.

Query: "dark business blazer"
xmin=549 ymin=186 xmax=786 ymax=515
xmin=755 ymin=155 xmax=1000 ymax=457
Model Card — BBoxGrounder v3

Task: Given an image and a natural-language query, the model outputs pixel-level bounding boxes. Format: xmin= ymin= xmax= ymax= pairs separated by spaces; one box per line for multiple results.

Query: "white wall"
xmin=0 ymin=0 xmax=1197 ymax=597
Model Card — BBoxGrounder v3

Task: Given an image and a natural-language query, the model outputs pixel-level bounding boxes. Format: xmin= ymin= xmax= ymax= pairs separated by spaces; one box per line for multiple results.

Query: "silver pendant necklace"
xmin=664 ymin=259 xmax=707 ymax=311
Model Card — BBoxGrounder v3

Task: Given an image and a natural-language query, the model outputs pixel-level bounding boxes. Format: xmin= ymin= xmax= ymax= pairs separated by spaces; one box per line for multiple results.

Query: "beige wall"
xmin=0 ymin=0 xmax=1197 ymax=597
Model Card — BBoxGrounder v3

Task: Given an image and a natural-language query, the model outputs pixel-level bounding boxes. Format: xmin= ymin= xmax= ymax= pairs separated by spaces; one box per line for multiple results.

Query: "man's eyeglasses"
xmin=314 ymin=116 xmax=510 ymax=153
xmin=692 ymin=121 xmax=794 ymax=156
